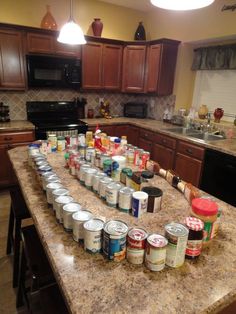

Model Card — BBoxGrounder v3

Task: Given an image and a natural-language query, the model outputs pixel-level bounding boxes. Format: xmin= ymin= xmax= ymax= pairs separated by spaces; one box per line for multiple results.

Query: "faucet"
xmin=206 ymin=113 xmax=211 ymax=132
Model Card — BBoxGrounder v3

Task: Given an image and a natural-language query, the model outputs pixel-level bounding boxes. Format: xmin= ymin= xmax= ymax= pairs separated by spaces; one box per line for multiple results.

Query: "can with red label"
xmin=145 ymin=234 xmax=168 ymax=272
xmin=127 ymin=228 xmax=147 ymax=249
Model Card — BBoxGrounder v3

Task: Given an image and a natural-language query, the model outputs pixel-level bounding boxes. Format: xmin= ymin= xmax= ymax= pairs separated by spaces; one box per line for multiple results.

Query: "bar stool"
xmin=6 ymin=186 xmax=31 ymax=288
xmin=17 ymin=225 xmax=56 ymax=309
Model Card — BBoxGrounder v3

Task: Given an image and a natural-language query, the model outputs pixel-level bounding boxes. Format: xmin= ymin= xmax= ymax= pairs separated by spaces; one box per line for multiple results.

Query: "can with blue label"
xmin=131 ymin=191 xmax=148 ymax=218
xmin=103 ymin=220 xmax=128 ymax=262
xmin=83 ymin=218 xmax=104 ymax=253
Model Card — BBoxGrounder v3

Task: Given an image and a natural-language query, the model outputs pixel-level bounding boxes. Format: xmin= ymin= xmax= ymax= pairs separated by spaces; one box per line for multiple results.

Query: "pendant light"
xmin=150 ymin=0 xmax=215 ymax=11
xmin=57 ymin=0 xmax=86 ymax=45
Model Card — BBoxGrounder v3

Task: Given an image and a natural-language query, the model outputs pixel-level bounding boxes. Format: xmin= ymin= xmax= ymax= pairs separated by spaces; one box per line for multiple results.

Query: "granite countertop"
xmin=8 ymin=146 xmax=236 ymax=314
xmin=81 ymin=118 xmax=236 ymax=157
xmin=0 ymin=120 xmax=35 ymax=132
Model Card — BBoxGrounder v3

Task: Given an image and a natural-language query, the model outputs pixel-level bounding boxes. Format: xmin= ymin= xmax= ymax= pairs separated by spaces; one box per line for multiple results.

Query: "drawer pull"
xmin=4 ymin=137 xmax=13 ymax=141
xmin=186 ymin=148 xmax=193 ymax=154
xmin=162 ymin=139 xmax=167 ymax=144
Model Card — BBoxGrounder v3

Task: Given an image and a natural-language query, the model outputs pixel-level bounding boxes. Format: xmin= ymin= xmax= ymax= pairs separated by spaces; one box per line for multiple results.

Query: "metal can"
xmin=37 ymin=165 xmax=52 ymax=183
xmin=43 ymin=176 xmax=61 ymax=191
xmin=71 ymin=134 xmax=78 ymax=149
xmin=84 ymin=168 xmax=97 ymax=190
xmin=118 ymin=187 xmax=134 ymax=213
xmin=131 ymin=191 xmax=148 ymax=218
xmin=100 ymin=153 xmax=110 ymax=169
xmin=72 ymin=210 xmax=93 ymax=242
xmin=54 ymin=195 xmax=74 ymax=223
xmin=79 ymin=164 xmax=91 ymax=185
xmin=78 ymin=144 xmax=86 ymax=159
xmin=57 ymin=136 xmax=65 ymax=152
xmin=92 ymin=172 xmax=106 ymax=194
xmin=99 ymin=177 xmax=113 ymax=200
xmin=48 ymin=134 xmax=57 ymax=152
xmin=103 ymin=220 xmax=128 ymax=261
xmin=165 ymin=222 xmax=189 ymax=268
xmin=41 ymin=171 xmax=55 ymax=189
xmin=145 ymin=234 xmax=168 ymax=272
xmin=62 ymin=203 xmax=82 ymax=232
xmin=85 ymin=147 xmax=95 ymax=163
xmin=46 ymin=182 xmax=63 ymax=205
xmin=94 ymin=151 xmax=101 ymax=168
xmin=126 ymin=247 xmax=145 ymax=265
xmin=105 ymin=182 xmax=122 ymax=207
xmin=103 ymin=159 xmax=112 ymax=177
xmin=140 ymin=151 xmax=150 ymax=170
xmin=134 ymin=148 xmax=143 ymax=166
xmin=83 ymin=218 xmax=104 ymax=253
xmin=52 ymin=188 xmax=70 ymax=211
xmin=127 ymin=228 xmax=148 ymax=249
xmin=120 ymin=168 xmax=132 ymax=185
xmin=78 ymin=133 xmax=86 ymax=146
xmin=75 ymin=157 xmax=86 ymax=179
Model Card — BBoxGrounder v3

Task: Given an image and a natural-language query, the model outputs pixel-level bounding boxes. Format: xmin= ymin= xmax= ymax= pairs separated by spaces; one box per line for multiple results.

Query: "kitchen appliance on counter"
xmin=26 ymin=98 xmax=88 ymax=140
xmin=200 ymin=148 xmax=236 ymax=206
xmin=124 ymin=102 xmax=147 ymax=118
xmin=0 ymin=102 xmax=10 ymax=122
xmin=26 ymin=55 xmax=81 ymax=89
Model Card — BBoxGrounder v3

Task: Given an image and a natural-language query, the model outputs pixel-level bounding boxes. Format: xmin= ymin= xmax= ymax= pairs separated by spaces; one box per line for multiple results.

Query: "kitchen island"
xmin=8 ymin=146 xmax=236 ymax=314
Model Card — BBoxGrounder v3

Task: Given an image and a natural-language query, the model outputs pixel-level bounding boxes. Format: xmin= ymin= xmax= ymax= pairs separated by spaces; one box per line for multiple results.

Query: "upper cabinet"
xmin=26 ymin=32 xmax=81 ymax=57
xmin=122 ymin=45 xmax=146 ymax=93
xmin=145 ymin=41 xmax=179 ymax=95
xmin=0 ymin=29 xmax=26 ymax=90
xmin=82 ymin=42 xmax=122 ymax=90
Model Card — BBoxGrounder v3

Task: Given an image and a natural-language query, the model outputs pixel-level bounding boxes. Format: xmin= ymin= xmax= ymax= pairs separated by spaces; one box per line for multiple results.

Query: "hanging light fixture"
xmin=150 ymin=0 xmax=215 ymax=11
xmin=57 ymin=0 xmax=86 ymax=45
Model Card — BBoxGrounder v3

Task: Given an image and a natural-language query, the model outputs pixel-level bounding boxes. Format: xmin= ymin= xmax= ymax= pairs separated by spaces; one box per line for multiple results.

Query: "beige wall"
xmin=0 ymin=0 xmax=145 ymax=40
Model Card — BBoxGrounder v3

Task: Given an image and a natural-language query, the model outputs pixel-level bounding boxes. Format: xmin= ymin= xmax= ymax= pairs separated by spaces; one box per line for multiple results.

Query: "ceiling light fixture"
xmin=150 ymin=0 xmax=215 ymax=11
xmin=57 ymin=0 xmax=86 ymax=45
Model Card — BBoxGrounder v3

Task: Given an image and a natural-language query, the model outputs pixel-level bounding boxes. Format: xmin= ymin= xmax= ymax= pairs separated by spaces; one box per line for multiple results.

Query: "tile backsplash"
xmin=0 ymin=89 xmax=175 ymax=121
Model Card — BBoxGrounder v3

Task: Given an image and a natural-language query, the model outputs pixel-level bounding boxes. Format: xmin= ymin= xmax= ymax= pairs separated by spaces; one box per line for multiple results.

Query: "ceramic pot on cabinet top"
xmin=198 ymin=105 xmax=208 ymax=119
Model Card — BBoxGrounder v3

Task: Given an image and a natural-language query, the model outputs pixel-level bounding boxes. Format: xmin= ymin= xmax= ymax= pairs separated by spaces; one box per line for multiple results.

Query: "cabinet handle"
xmin=4 ymin=137 xmax=13 ymax=141
xmin=162 ymin=139 xmax=167 ymax=144
xmin=186 ymin=148 xmax=193 ymax=154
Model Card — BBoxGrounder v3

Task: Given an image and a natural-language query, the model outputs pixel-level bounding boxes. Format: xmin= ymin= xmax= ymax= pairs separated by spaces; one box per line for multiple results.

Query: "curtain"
xmin=191 ymin=44 xmax=236 ymax=70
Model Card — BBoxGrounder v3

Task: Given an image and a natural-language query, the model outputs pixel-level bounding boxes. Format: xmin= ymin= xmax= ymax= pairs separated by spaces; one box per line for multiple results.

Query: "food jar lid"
xmin=141 ymin=186 xmax=163 ymax=197
xmin=185 ymin=216 xmax=204 ymax=231
xmin=192 ymin=198 xmax=218 ymax=216
xmin=141 ymin=170 xmax=154 ymax=179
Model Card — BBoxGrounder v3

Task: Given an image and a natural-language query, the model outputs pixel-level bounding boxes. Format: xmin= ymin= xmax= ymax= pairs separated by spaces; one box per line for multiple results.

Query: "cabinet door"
xmin=139 ymin=137 xmax=152 ymax=155
xmin=174 ymin=153 xmax=202 ymax=187
xmin=55 ymin=40 xmax=81 ymax=57
xmin=0 ymin=29 xmax=26 ymax=90
xmin=82 ymin=42 xmax=103 ymax=89
xmin=27 ymin=32 xmax=54 ymax=53
xmin=145 ymin=44 xmax=161 ymax=93
xmin=122 ymin=45 xmax=146 ymax=93
xmin=127 ymin=126 xmax=139 ymax=146
xmin=100 ymin=125 xmax=116 ymax=136
xmin=103 ymin=44 xmax=122 ymax=90
xmin=152 ymin=143 xmax=175 ymax=170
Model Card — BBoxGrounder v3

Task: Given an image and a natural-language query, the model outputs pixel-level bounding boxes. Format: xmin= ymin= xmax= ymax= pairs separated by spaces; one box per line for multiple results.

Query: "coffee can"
xmin=118 ymin=187 xmax=134 ymax=213
xmin=165 ymin=222 xmax=189 ymax=268
xmin=72 ymin=210 xmax=93 ymax=242
xmin=46 ymin=182 xmax=63 ymax=205
xmin=141 ymin=187 xmax=163 ymax=213
xmin=103 ymin=220 xmax=128 ymax=261
xmin=62 ymin=203 xmax=82 ymax=232
xmin=54 ymin=196 xmax=74 ymax=223
xmin=145 ymin=234 xmax=168 ymax=272
xmin=83 ymin=218 xmax=104 ymax=253
xmin=131 ymin=191 xmax=148 ymax=218
xmin=92 ymin=172 xmax=106 ymax=194
xmin=84 ymin=168 xmax=97 ymax=190
xmin=105 ymin=182 xmax=122 ymax=207
xmin=127 ymin=228 xmax=148 ymax=249
xmin=52 ymin=188 xmax=70 ymax=211
xmin=99 ymin=177 xmax=113 ymax=200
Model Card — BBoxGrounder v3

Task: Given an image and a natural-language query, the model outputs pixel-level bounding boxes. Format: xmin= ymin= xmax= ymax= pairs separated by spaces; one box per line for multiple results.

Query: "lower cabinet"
xmin=152 ymin=133 xmax=176 ymax=170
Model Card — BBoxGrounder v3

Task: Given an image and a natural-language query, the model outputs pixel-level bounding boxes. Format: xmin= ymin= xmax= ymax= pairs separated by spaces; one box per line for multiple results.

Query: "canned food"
xmin=105 ymin=182 xmax=122 ymax=207
xmin=37 ymin=165 xmax=52 ymax=184
xmin=140 ymin=151 xmax=150 ymax=170
xmin=46 ymin=182 xmax=63 ymax=205
xmin=79 ymin=164 xmax=91 ymax=185
xmin=84 ymin=168 xmax=97 ymax=190
xmin=103 ymin=159 xmax=112 ymax=177
xmin=120 ymin=168 xmax=132 ymax=185
xmin=126 ymin=247 xmax=145 ymax=265
xmin=118 ymin=187 xmax=134 ymax=213
xmin=131 ymin=191 xmax=148 ymax=218
xmin=41 ymin=171 xmax=55 ymax=189
xmin=75 ymin=157 xmax=86 ymax=179
xmin=78 ymin=133 xmax=86 ymax=146
xmin=145 ymin=234 xmax=168 ymax=271
xmin=94 ymin=151 xmax=101 ymax=167
xmin=52 ymin=188 xmax=70 ymax=211
xmin=48 ymin=134 xmax=57 ymax=152
xmin=127 ymin=228 xmax=147 ymax=249
xmin=165 ymin=222 xmax=189 ymax=268
xmin=71 ymin=134 xmax=78 ymax=149
xmin=100 ymin=153 xmax=110 ymax=169
xmin=54 ymin=196 xmax=74 ymax=223
xmin=92 ymin=172 xmax=106 ymax=194
xmin=99 ymin=177 xmax=113 ymax=200
xmin=43 ymin=176 xmax=61 ymax=191
xmin=84 ymin=219 xmax=104 ymax=253
xmin=85 ymin=147 xmax=95 ymax=163
xmin=72 ymin=210 xmax=93 ymax=242
xmin=141 ymin=187 xmax=163 ymax=213
xmin=103 ymin=220 xmax=128 ymax=261
xmin=57 ymin=136 xmax=65 ymax=152
xmin=78 ymin=144 xmax=86 ymax=159
xmin=62 ymin=203 xmax=82 ymax=232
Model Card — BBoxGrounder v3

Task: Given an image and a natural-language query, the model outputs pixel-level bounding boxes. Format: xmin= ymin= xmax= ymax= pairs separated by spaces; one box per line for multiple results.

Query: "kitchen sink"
xmin=188 ymin=133 xmax=225 ymax=141
xmin=164 ymin=127 xmax=200 ymax=135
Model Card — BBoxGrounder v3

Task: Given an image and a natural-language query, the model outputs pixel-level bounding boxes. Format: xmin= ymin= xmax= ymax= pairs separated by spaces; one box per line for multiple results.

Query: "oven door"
xmin=35 ymin=124 xmax=88 ymax=140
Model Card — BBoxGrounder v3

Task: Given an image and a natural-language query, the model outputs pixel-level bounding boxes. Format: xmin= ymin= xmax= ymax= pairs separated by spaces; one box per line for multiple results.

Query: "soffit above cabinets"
xmin=98 ymin=0 xmax=153 ymax=12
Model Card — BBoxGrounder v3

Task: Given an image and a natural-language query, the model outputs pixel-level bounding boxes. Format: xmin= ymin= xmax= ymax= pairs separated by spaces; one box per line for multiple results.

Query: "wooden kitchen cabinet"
xmin=145 ymin=41 xmax=179 ymax=95
xmin=122 ymin=45 xmax=146 ymax=93
xmin=0 ymin=130 xmax=35 ymax=188
xmin=138 ymin=128 xmax=156 ymax=156
xmin=127 ymin=125 xmax=139 ymax=146
xmin=82 ymin=42 xmax=122 ymax=90
xmin=174 ymin=140 xmax=205 ymax=187
xmin=0 ymin=29 xmax=26 ymax=90
xmin=152 ymin=133 xmax=176 ymax=169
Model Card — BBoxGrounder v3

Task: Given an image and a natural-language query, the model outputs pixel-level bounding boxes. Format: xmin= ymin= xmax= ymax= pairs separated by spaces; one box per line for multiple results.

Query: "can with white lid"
xmin=83 ymin=218 xmax=104 ymax=253
xmin=105 ymin=182 xmax=122 ymax=207
xmin=118 ymin=187 xmax=134 ymax=213
xmin=41 ymin=171 xmax=55 ymax=189
xmin=145 ymin=234 xmax=168 ymax=271
xmin=52 ymin=188 xmax=70 ymax=211
xmin=92 ymin=172 xmax=106 ymax=194
xmin=79 ymin=164 xmax=91 ymax=185
xmin=62 ymin=203 xmax=82 ymax=232
xmin=72 ymin=210 xmax=93 ymax=242
xmin=46 ymin=182 xmax=63 ymax=205
xmin=54 ymin=195 xmax=74 ymax=223
xmin=84 ymin=168 xmax=97 ymax=190
xmin=99 ymin=177 xmax=113 ymax=200
xmin=43 ymin=176 xmax=61 ymax=191
xmin=131 ymin=191 xmax=148 ymax=218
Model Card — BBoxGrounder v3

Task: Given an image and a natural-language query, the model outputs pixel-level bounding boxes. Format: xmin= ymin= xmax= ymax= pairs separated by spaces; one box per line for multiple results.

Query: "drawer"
xmin=0 ymin=131 xmax=35 ymax=144
xmin=153 ymin=133 xmax=176 ymax=149
xmin=177 ymin=140 xmax=205 ymax=160
xmin=139 ymin=128 xmax=155 ymax=142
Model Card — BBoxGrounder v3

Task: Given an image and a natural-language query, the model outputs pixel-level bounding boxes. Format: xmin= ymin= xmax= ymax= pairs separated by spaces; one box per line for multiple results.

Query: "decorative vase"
xmin=92 ymin=18 xmax=103 ymax=37
xmin=198 ymin=104 xmax=208 ymax=119
xmin=134 ymin=22 xmax=146 ymax=40
xmin=40 ymin=5 xmax=57 ymax=30
xmin=214 ymin=108 xmax=224 ymax=123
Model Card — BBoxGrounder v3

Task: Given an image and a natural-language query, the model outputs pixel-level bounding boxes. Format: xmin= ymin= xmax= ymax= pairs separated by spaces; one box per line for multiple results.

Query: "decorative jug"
xmin=214 ymin=108 xmax=224 ymax=123
xmin=92 ymin=18 xmax=103 ymax=37
xmin=40 ymin=5 xmax=57 ymax=30
xmin=198 ymin=105 xmax=208 ymax=119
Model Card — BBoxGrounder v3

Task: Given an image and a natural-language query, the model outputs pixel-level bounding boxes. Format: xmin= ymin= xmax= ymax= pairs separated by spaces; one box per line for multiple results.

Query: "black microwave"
xmin=124 ymin=102 xmax=147 ymax=118
xmin=26 ymin=55 xmax=81 ymax=88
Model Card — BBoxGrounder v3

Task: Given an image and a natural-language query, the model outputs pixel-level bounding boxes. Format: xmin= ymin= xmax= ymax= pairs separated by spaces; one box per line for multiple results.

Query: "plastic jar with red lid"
xmin=191 ymin=198 xmax=218 ymax=245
